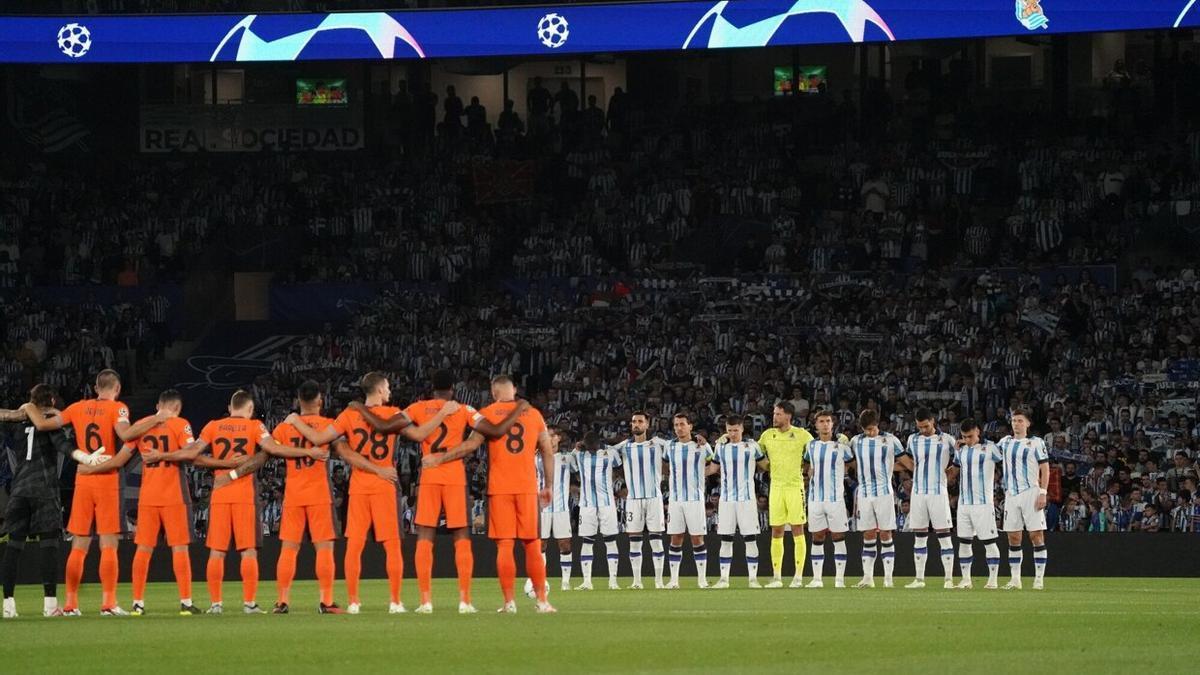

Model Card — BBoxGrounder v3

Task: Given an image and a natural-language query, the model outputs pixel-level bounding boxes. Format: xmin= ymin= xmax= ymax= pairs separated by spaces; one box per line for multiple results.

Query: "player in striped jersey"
xmin=904 ymin=409 xmax=959 ymax=589
xmin=998 ymin=408 xmax=1050 ymax=590
xmin=571 ymin=432 xmax=623 ymax=590
xmin=849 ymin=410 xmax=905 ymax=588
xmin=533 ymin=427 xmax=575 ymax=592
xmin=707 ymin=415 xmax=765 ymax=588
xmin=804 ymin=411 xmax=853 ymax=588
xmin=664 ymin=412 xmax=712 ymax=589
xmin=608 ymin=411 xmax=667 ymax=589
xmin=953 ymin=419 xmax=1003 ymax=589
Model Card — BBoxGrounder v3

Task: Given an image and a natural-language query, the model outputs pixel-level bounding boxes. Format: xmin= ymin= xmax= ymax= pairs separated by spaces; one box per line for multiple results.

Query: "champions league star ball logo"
xmin=57 ymin=23 xmax=92 ymax=58
xmin=537 ymin=13 xmax=570 ymax=49
xmin=1016 ymin=0 xmax=1049 ymax=31
xmin=209 ymin=12 xmax=425 ymax=62
xmin=683 ymin=0 xmax=894 ymax=49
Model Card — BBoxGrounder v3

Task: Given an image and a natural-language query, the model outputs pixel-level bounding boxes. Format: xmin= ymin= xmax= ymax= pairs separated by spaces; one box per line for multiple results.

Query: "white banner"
xmin=140 ymin=104 xmax=363 ymax=152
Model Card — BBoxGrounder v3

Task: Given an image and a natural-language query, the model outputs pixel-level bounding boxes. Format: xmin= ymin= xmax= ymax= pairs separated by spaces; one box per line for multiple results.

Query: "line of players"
xmin=2 ymin=369 xmax=558 ymax=618
xmin=532 ymin=405 xmax=1049 ymax=593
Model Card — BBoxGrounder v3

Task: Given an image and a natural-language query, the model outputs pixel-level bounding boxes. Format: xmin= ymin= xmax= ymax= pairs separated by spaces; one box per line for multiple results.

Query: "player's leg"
xmin=275 ymin=506 xmax=304 ymax=611
xmin=441 ymin=486 xmax=473 ymax=610
xmin=375 ymin=492 xmax=405 ymax=611
xmin=515 ymin=494 xmax=550 ymax=609
xmin=934 ymin=497 xmax=955 ymax=587
xmin=686 ymin=502 xmax=708 ymax=588
xmin=767 ymin=488 xmax=787 ymax=586
xmin=808 ymin=522 xmax=827 ymax=587
xmin=982 ymin=537 xmax=1002 ymax=588
xmin=413 ymin=485 xmax=442 ymax=610
xmin=956 ymin=509 xmax=976 ymax=588
xmin=489 ymin=495 xmax=519 ymax=611
xmin=788 ymin=490 xmax=808 ymax=587
xmin=38 ymin=534 xmax=61 ymax=616
xmin=646 ymin=499 xmax=666 ymax=587
xmin=908 ymin=496 xmax=930 ymax=587
xmin=234 ymin=503 xmax=261 ymax=612
xmin=716 ymin=501 xmax=735 ymax=586
xmin=737 ymin=501 xmax=761 ymax=587
xmin=131 ymin=504 xmax=161 ymax=613
xmin=857 ymin=495 xmax=879 ymax=587
xmin=879 ymin=530 xmax=897 ymax=586
xmin=343 ymin=494 xmax=369 ymax=611
xmin=163 ymin=503 xmax=195 ymax=612
xmin=556 ymin=535 xmax=573 ymax=590
xmin=95 ymin=486 xmax=124 ymax=613
xmin=600 ymin=508 xmax=620 ymax=589
xmin=577 ymin=507 xmax=597 ymax=589
xmin=666 ymin=501 xmax=685 ymax=588
xmin=626 ymin=501 xmax=645 ymax=588
xmin=2 ymin=498 xmax=34 ymax=617
xmin=1027 ymin=493 xmax=1049 ymax=589
xmin=829 ymin=504 xmax=850 ymax=587
xmin=1003 ymin=493 xmax=1026 ymax=588
xmin=63 ymin=486 xmax=95 ymax=614
xmin=205 ymin=503 xmax=232 ymax=612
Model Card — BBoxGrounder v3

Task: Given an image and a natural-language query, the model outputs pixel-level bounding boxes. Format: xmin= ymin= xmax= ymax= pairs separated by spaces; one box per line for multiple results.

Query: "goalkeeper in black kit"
xmin=2 ymin=384 xmax=91 ymax=619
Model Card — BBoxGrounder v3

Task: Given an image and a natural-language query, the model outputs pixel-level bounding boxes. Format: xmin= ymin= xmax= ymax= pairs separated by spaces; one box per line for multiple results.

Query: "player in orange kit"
xmin=434 ymin=375 xmax=556 ymax=614
xmin=286 ymin=372 xmax=453 ymax=614
xmin=353 ymin=370 xmax=529 ymax=614
xmin=23 ymin=369 xmax=165 ymax=616
xmin=225 ymin=380 xmax=344 ymax=614
xmin=154 ymin=390 xmax=325 ymax=614
xmin=75 ymin=389 xmax=202 ymax=615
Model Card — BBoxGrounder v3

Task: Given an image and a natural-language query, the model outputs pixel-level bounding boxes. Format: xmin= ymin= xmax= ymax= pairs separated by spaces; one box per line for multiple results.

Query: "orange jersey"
xmin=475 ymin=402 xmax=546 ymax=495
xmin=334 ymin=406 xmax=400 ymax=496
xmin=134 ymin=416 xmax=195 ymax=507
xmin=200 ymin=417 xmax=269 ymax=505
xmin=272 ymin=415 xmax=334 ymax=508
xmin=404 ymin=399 xmax=477 ymax=486
xmin=61 ymin=398 xmax=130 ymax=490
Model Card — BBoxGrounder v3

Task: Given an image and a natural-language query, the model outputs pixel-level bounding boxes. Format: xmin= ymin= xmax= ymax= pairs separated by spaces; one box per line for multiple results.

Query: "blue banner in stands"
xmin=1 ymin=1 xmax=1198 ymax=63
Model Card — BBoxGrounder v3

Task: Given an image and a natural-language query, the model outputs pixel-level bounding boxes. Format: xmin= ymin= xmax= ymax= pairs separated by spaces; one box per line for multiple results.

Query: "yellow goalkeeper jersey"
xmin=758 ymin=426 xmax=814 ymax=489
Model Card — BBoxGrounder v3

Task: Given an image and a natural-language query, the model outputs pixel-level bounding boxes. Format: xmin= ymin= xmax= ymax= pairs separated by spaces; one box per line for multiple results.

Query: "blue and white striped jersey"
xmin=664 ymin=439 xmax=712 ymax=503
xmin=904 ymin=432 xmax=957 ymax=496
xmin=713 ymin=440 xmax=763 ymax=502
xmin=571 ymin=448 xmax=622 ymax=509
xmin=954 ymin=441 xmax=1003 ymax=506
xmin=998 ymin=436 xmax=1048 ymax=495
xmin=805 ymin=439 xmax=853 ymax=503
xmin=850 ymin=433 xmax=904 ymax=498
xmin=610 ymin=437 xmax=666 ymax=500
xmin=536 ymin=451 xmax=575 ymax=514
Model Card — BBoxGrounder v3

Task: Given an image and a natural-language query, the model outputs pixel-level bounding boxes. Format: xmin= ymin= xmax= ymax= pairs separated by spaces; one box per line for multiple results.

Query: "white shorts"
xmin=1003 ymin=489 xmax=1047 ymax=532
xmin=856 ymin=493 xmax=897 ymax=532
xmin=666 ymin=501 xmax=706 ymax=536
xmin=716 ymin=500 xmax=760 ymax=536
xmin=578 ymin=506 xmax=619 ymax=537
xmin=909 ymin=493 xmax=952 ymax=530
xmin=625 ymin=498 xmax=665 ymax=534
xmin=807 ymin=500 xmax=849 ymax=533
xmin=957 ymin=504 xmax=998 ymax=540
xmin=540 ymin=510 xmax=572 ymax=540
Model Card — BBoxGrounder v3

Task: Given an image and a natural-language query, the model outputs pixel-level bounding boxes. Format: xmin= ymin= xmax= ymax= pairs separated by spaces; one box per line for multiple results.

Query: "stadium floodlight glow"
xmin=0 ymin=0 xmax=1198 ymax=64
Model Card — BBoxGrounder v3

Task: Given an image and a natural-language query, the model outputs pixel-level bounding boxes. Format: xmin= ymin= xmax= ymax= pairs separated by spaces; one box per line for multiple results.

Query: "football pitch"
xmin=3 ymin=577 xmax=1194 ymax=673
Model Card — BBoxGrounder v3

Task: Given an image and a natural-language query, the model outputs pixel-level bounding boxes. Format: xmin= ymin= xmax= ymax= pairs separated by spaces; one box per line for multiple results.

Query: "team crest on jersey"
xmin=183 ymin=425 xmax=193 ymax=435
xmin=118 ymin=407 xmax=130 ymax=419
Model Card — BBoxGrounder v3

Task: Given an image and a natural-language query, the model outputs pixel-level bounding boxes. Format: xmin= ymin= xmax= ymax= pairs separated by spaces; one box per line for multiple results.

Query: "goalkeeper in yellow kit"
xmin=757 ymin=401 xmax=814 ymax=588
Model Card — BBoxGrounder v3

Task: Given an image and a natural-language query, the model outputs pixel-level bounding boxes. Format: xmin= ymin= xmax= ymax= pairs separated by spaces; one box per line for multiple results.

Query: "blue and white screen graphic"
xmin=1 ymin=1 xmax=1197 ymax=64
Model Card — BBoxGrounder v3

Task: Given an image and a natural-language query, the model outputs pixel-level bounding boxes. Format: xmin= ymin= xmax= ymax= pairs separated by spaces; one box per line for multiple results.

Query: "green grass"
xmin=3 ymin=577 xmax=1196 ymax=672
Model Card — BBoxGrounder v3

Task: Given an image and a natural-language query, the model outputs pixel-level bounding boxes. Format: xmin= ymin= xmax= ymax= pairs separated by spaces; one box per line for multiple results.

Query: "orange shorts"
xmin=415 ymin=483 xmax=468 ymax=529
xmin=207 ymin=502 xmax=260 ymax=551
xmin=344 ymin=492 xmax=402 ymax=542
xmin=135 ymin=503 xmax=192 ymax=548
xmin=487 ymin=493 xmax=539 ymax=541
xmin=67 ymin=483 xmax=123 ymax=536
xmin=280 ymin=503 xmax=340 ymax=543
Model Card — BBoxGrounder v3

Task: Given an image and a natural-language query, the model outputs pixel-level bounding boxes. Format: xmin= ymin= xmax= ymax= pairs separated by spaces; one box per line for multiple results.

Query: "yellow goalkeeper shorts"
xmin=769 ymin=487 xmax=806 ymax=527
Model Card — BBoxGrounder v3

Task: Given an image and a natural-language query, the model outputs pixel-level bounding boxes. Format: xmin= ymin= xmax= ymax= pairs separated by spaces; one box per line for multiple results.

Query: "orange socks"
xmin=206 ymin=556 xmax=224 ymax=605
xmin=240 ymin=556 xmax=258 ymax=604
xmin=276 ymin=547 xmax=298 ymax=605
xmin=455 ymin=538 xmax=474 ymax=605
xmin=524 ymin=540 xmax=548 ymax=602
xmin=315 ymin=548 xmax=335 ymax=607
xmin=99 ymin=546 xmax=118 ymax=610
xmin=384 ymin=539 xmax=403 ymax=604
xmin=172 ymin=550 xmax=192 ymax=601
xmin=416 ymin=540 xmax=434 ymax=605
xmin=131 ymin=550 xmax=151 ymax=603
xmin=345 ymin=538 xmax=365 ymax=604
xmin=496 ymin=539 xmax=516 ymax=603
xmin=64 ymin=547 xmax=85 ymax=610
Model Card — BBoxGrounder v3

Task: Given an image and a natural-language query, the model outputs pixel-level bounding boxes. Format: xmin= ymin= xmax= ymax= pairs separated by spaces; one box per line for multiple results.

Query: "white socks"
xmin=719 ymin=540 xmax=733 ymax=582
xmin=581 ymin=539 xmax=595 ymax=584
xmin=833 ymin=540 xmax=847 ymax=583
xmin=605 ymin=539 xmax=620 ymax=583
xmin=745 ymin=539 xmax=759 ymax=582
xmin=881 ymin=540 xmax=895 ymax=583
xmin=861 ymin=539 xmax=877 ymax=582
xmin=913 ymin=536 xmax=928 ymax=580
xmin=958 ymin=542 xmax=974 ymax=581
xmin=650 ymin=538 xmax=665 ymax=585
xmin=628 ymin=536 xmax=644 ymax=586
xmin=810 ymin=540 xmax=825 ymax=582
xmin=938 ymin=535 xmax=954 ymax=581
xmin=984 ymin=542 xmax=1000 ymax=584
